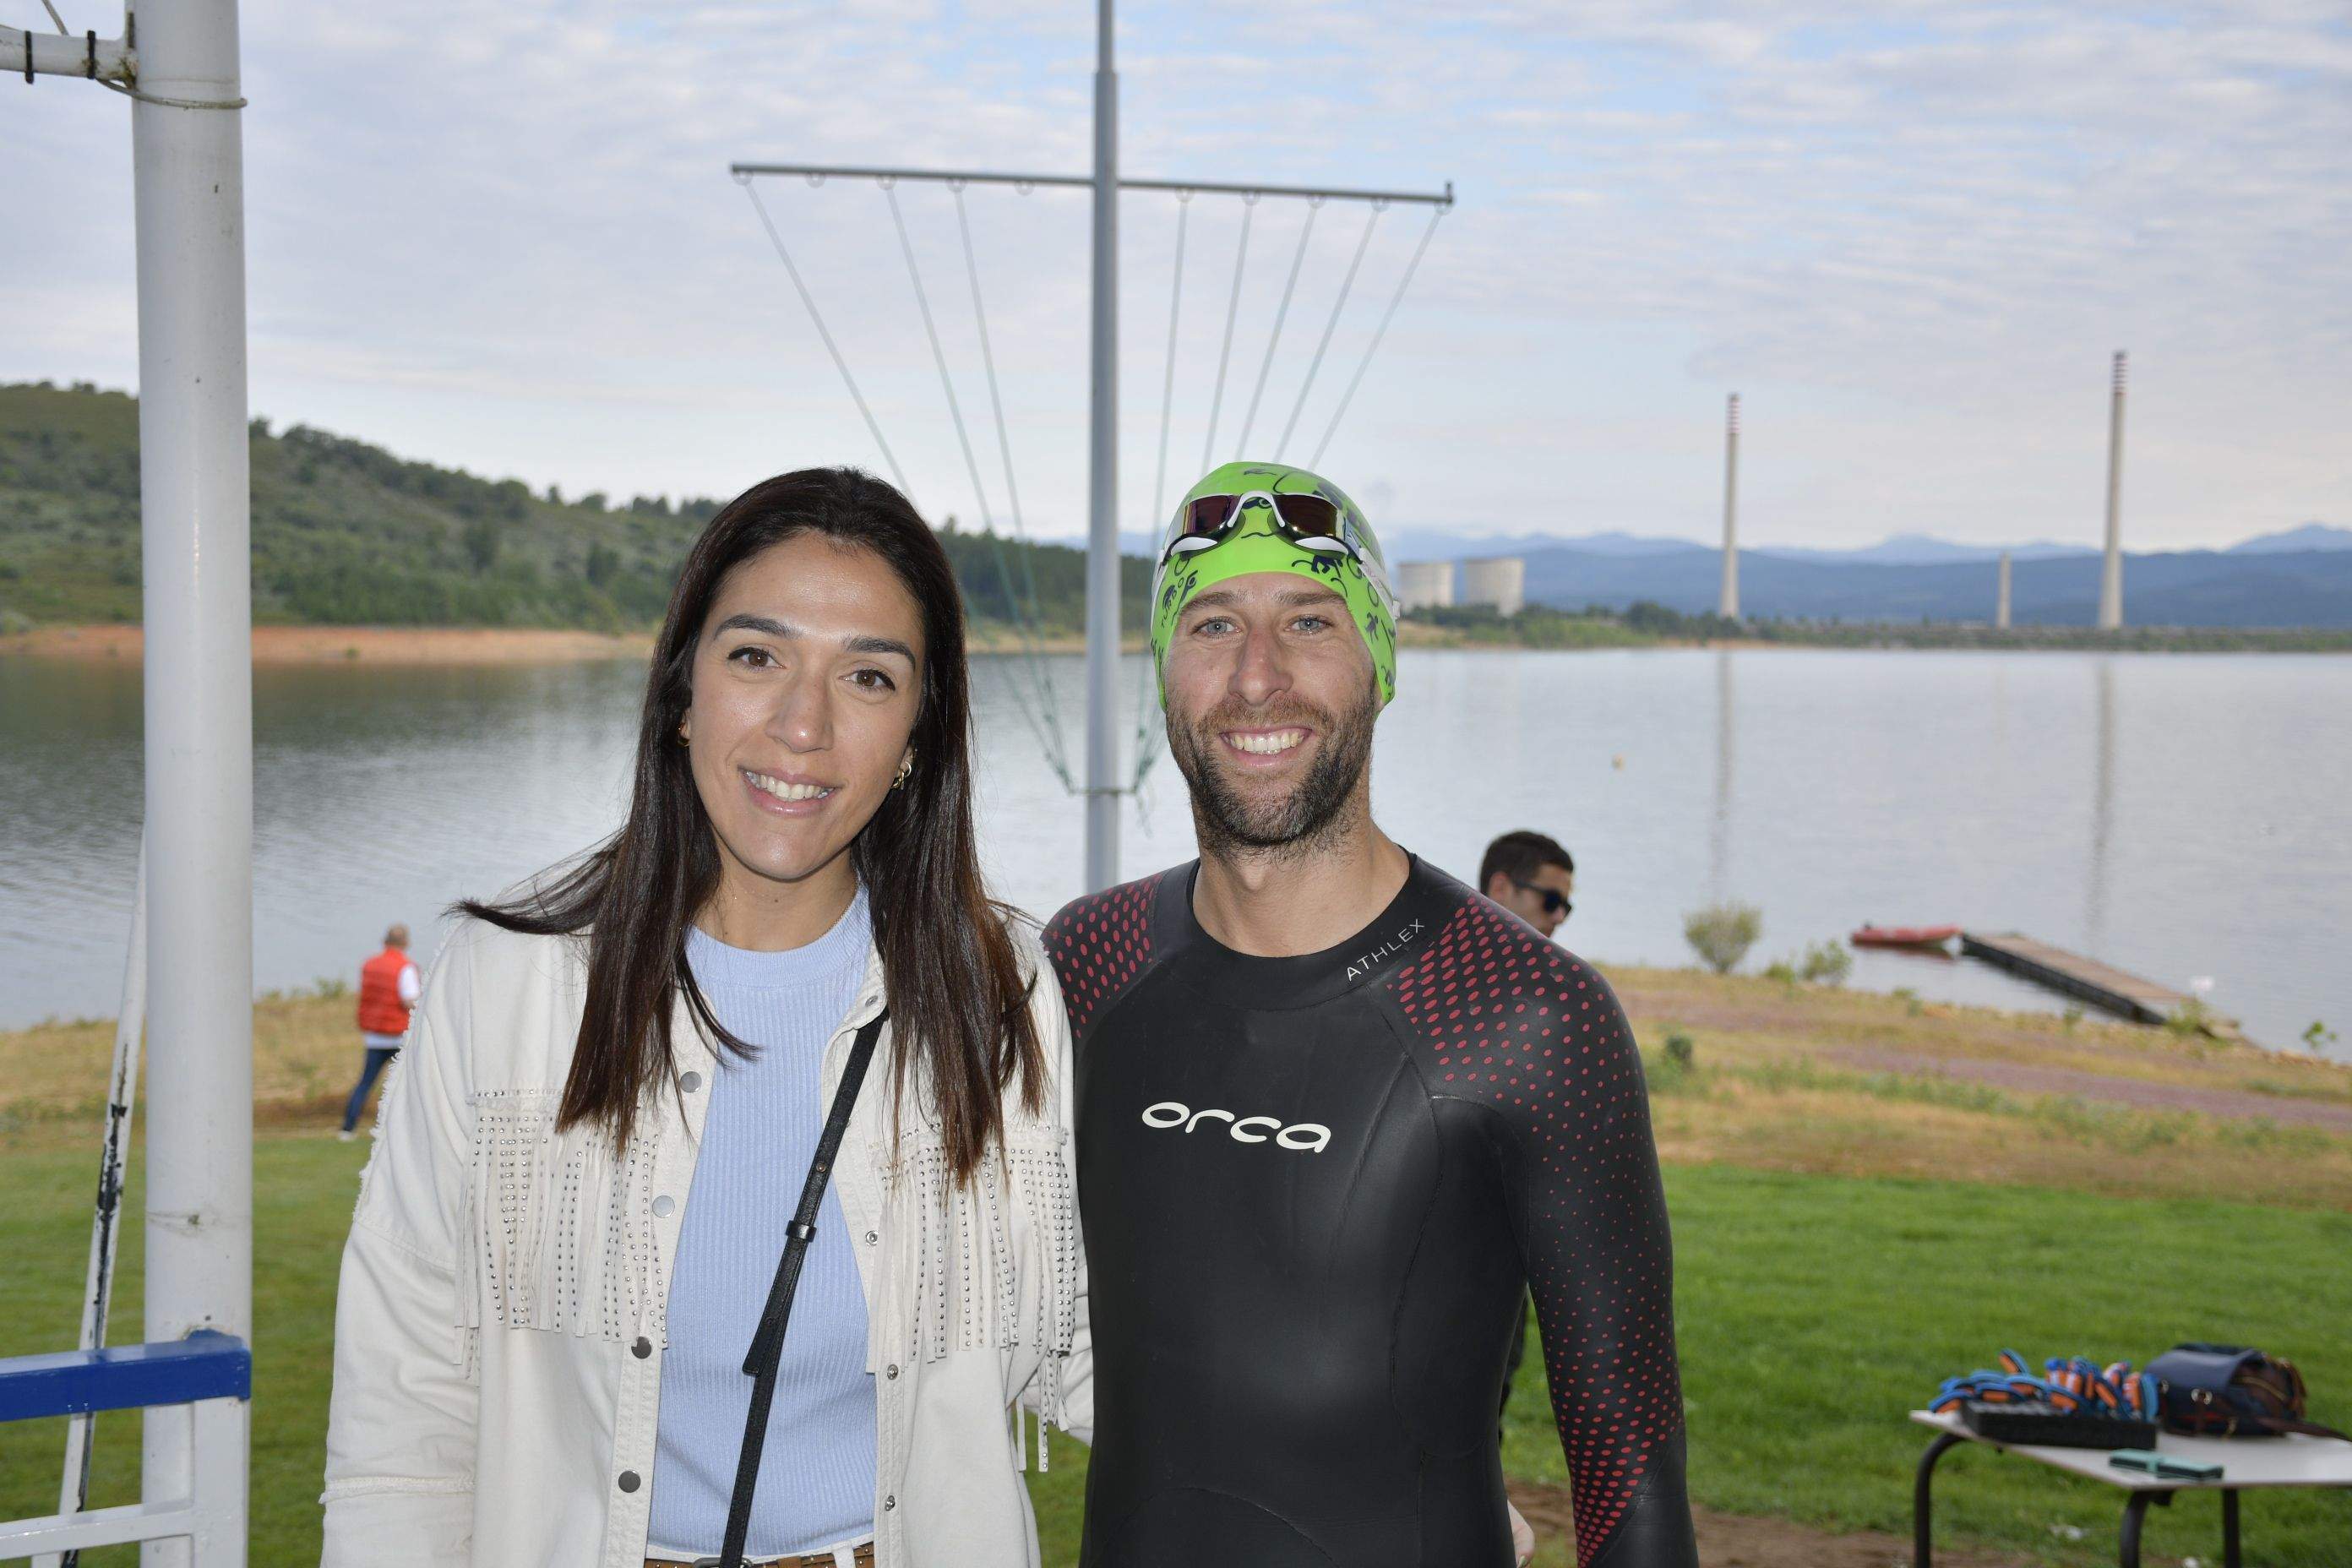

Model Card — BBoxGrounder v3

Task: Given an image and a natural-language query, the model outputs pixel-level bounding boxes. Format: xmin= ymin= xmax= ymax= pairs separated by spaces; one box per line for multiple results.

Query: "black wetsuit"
xmin=1043 ymin=856 xmax=1697 ymax=1568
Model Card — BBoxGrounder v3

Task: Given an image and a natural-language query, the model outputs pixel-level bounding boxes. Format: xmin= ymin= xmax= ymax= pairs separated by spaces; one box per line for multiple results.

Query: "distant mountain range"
xmin=1122 ymin=520 xmax=2352 ymax=627
xmin=1384 ymin=521 xmax=2352 ymax=567
xmin=1494 ymin=545 xmax=2352 ymax=628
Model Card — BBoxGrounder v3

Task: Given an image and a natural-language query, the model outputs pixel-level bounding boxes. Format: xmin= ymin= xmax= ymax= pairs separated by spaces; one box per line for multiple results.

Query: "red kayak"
xmin=1851 ymin=924 xmax=1960 ymax=950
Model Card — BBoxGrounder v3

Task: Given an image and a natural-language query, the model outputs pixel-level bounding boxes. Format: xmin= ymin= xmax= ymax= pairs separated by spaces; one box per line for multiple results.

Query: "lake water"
xmin=3 ymin=647 xmax=2346 ymax=1060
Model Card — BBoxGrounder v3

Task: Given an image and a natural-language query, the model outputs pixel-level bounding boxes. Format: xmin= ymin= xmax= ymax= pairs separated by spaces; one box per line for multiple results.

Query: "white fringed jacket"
xmin=319 ymin=908 xmax=1092 ymax=1567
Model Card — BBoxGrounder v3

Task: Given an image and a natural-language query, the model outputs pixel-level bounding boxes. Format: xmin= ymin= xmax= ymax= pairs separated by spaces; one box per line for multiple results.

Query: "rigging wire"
xmin=950 ymin=182 xmax=1045 ymax=633
xmin=1127 ymin=192 xmax=1197 ymax=791
xmin=1151 ymin=193 xmax=1192 ymax=533
xmin=882 ymin=182 xmax=996 ymax=536
xmin=737 ymin=177 xmax=915 ymax=499
xmin=1198 ymin=193 xmax=1258 ymax=474
xmin=945 ymin=188 xmax=1077 ymax=789
xmin=1233 ymin=197 xmax=1321 ymax=458
xmin=1277 ymin=201 xmax=1385 ymax=458
xmin=880 ymin=179 xmax=1074 ymax=787
xmin=948 ymin=180 xmax=1074 ymax=782
xmin=1311 ymin=202 xmax=1447 ymax=468
xmin=737 ymin=172 xmax=1448 ymax=804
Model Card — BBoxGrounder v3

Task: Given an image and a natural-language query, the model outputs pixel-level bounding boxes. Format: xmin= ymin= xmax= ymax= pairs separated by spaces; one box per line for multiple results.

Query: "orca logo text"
xmin=1141 ymin=1101 xmax=1331 ymax=1153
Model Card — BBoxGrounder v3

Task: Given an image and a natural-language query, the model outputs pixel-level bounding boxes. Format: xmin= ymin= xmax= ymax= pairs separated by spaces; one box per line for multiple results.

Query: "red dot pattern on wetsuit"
xmin=1041 ymin=872 xmax=1166 ymax=1041
xmin=1391 ymin=899 xmax=1684 ymax=1567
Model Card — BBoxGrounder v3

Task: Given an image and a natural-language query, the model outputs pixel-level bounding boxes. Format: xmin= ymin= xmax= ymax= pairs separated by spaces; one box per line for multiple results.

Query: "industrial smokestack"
xmin=1996 ymin=550 xmax=2012 ymax=629
xmin=2098 ymin=351 xmax=2126 ymax=630
xmin=1718 ymin=393 xmax=1740 ymax=620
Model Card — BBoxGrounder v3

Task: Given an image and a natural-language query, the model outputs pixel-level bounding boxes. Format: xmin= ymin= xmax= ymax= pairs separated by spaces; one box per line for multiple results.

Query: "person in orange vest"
xmin=340 ymin=923 xmax=421 ymax=1141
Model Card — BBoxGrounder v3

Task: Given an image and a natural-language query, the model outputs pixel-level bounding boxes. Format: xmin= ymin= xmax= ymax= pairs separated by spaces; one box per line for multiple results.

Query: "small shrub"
xmin=1762 ymin=958 xmax=1799 ymax=989
xmin=1683 ymin=901 xmax=1762 ymax=974
xmin=2300 ymin=1020 xmax=2338 ymax=1054
xmin=2061 ymin=1004 xmax=2083 ymax=1033
xmin=1892 ymin=986 xmax=1924 ymax=1018
xmin=1798 ymin=939 xmax=1853 ymax=987
xmin=1644 ymin=1030 xmax=1700 ymax=1096
xmin=312 ymin=976 xmax=350 ymax=1000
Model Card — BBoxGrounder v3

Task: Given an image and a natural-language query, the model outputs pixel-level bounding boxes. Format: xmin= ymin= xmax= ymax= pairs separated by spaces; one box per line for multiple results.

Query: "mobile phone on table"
xmin=2109 ymin=1449 xmax=2223 ymax=1481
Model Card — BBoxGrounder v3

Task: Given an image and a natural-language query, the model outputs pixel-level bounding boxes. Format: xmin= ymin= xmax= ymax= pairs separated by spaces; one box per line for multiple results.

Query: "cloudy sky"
xmin=10 ymin=1 xmax=2348 ymax=549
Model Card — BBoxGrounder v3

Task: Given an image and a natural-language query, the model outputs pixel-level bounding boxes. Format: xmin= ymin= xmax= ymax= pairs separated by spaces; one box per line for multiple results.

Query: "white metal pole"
xmin=130 ymin=0 xmax=253 ymax=1560
xmin=1718 ymin=393 xmax=1740 ymax=621
xmin=2098 ymin=351 xmax=2126 ymax=630
xmin=1082 ymin=0 xmax=1121 ymax=891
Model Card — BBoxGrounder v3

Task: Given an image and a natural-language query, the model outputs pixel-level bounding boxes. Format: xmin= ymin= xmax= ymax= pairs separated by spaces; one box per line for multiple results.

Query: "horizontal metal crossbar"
xmin=732 ymin=161 xmax=1453 ymax=208
xmin=0 ymin=1494 xmax=199 ymax=1555
xmin=1 ymin=24 xmax=134 ymax=82
xmin=0 ymin=1331 xmax=251 ymax=1423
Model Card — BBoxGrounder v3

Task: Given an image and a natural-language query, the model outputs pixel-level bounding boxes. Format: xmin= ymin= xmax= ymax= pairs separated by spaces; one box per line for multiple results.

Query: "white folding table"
xmin=1909 ymin=1408 xmax=2352 ymax=1567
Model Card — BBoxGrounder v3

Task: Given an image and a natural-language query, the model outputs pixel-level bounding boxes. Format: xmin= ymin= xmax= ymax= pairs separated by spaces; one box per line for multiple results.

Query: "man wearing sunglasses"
xmin=1481 ymin=830 xmax=1576 ymax=939
xmin=1044 ymin=462 xmax=1696 ymax=1568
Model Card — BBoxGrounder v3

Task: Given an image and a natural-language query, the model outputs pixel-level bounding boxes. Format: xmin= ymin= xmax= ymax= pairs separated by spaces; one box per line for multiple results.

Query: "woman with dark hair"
xmin=321 ymin=468 xmax=1090 ymax=1568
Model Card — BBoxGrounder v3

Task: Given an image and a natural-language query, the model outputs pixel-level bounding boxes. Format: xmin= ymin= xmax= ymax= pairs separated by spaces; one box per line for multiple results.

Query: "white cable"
xmin=1278 ymin=203 xmax=1384 ymax=458
xmin=738 ymin=178 xmax=915 ymax=499
xmin=1311 ymin=204 xmax=1446 ymax=467
xmin=1234 ymin=199 xmax=1320 ymax=457
xmin=882 ymin=182 xmax=1074 ymax=788
xmin=1199 ymin=195 xmax=1257 ymax=473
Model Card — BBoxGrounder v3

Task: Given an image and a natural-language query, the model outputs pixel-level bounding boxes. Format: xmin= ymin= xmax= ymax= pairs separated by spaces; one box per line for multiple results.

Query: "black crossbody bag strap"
xmin=717 ymin=1009 xmax=888 ymax=1568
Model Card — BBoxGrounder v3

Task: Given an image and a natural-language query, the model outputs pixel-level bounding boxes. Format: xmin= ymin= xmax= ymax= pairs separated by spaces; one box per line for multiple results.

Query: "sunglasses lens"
xmin=1181 ymin=495 xmax=1241 ymax=541
xmin=1274 ymin=493 xmax=1342 ymax=540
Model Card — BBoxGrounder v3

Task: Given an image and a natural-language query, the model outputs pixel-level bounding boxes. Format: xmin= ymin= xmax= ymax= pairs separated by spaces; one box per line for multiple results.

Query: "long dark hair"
xmin=461 ymin=466 xmax=1043 ymax=1183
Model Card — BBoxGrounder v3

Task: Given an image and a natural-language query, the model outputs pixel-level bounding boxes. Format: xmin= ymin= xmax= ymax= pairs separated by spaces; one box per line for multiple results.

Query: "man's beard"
xmin=1168 ymin=680 xmax=1379 ymax=860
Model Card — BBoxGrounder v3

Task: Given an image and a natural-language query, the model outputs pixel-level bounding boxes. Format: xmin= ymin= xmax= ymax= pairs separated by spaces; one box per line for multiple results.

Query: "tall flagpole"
xmin=1718 ymin=393 xmax=1740 ymax=620
xmin=130 ymin=0 xmax=256 ymax=1559
xmin=1083 ymin=0 xmax=1121 ymax=890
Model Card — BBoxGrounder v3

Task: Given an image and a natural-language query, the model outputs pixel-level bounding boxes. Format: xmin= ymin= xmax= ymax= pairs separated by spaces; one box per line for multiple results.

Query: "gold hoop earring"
xmin=893 ymin=754 xmax=914 ymax=790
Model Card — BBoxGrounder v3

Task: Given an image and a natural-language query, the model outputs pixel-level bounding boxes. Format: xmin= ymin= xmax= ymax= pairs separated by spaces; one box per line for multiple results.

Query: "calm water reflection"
xmin=2 ymin=648 xmax=2345 ymax=1058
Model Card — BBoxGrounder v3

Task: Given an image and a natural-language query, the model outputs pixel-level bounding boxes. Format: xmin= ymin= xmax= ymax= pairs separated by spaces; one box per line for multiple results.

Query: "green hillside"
xmin=0 ymin=381 xmax=1149 ymax=634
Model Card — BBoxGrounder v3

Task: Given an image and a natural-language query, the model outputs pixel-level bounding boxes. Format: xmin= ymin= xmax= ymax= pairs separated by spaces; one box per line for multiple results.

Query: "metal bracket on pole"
xmin=2 ymin=24 xmax=133 ymax=84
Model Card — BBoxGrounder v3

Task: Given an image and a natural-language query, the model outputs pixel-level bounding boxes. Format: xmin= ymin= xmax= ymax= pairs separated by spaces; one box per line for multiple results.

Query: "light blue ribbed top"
xmin=650 ymin=886 xmax=876 ymax=1558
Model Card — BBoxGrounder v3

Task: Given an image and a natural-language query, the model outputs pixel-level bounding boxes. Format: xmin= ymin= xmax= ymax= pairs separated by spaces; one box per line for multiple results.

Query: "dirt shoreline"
xmin=0 ymin=623 xmax=656 ymax=665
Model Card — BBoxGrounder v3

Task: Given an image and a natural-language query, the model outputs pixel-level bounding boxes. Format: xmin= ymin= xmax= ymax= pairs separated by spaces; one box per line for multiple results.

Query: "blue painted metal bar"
xmin=0 ymin=1331 xmax=249 ymax=1423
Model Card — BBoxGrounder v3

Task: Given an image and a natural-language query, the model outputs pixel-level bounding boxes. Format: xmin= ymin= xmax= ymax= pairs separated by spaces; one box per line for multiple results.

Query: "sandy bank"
xmin=0 ymin=623 xmax=656 ymax=665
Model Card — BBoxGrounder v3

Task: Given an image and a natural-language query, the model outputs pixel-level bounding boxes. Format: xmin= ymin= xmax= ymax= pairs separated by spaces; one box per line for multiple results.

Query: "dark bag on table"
xmin=2147 ymin=1342 xmax=2348 ymax=1440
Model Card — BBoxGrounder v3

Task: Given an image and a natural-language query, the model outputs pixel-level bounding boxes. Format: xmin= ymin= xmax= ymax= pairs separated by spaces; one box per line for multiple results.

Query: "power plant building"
xmin=1460 ymin=556 xmax=1526 ymax=617
xmin=1396 ymin=560 xmax=1455 ymax=610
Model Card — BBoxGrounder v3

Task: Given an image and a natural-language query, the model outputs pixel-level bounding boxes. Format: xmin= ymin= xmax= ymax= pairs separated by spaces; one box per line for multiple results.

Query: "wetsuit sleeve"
xmin=1041 ymin=874 xmax=1163 ymax=1044
xmin=1397 ymin=910 xmax=1696 ymax=1568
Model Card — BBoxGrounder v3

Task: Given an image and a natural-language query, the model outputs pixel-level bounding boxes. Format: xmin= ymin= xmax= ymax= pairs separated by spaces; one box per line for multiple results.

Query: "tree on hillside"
xmin=462 ymin=516 xmax=500 ymax=572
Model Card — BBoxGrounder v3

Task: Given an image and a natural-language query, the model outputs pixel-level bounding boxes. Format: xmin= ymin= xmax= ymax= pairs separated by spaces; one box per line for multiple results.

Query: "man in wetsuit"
xmin=1043 ymin=463 xmax=1697 ymax=1568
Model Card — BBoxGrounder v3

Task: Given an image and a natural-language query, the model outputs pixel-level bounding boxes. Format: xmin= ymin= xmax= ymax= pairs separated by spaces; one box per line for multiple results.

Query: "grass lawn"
xmin=3 ymin=1135 xmax=2345 ymax=1566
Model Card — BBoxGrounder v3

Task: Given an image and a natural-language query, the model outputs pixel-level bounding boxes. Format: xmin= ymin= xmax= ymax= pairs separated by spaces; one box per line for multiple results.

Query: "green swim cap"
xmin=1147 ymin=461 xmax=1399 ymax=706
